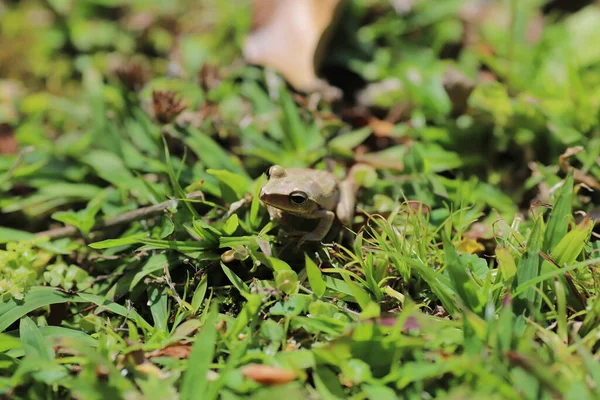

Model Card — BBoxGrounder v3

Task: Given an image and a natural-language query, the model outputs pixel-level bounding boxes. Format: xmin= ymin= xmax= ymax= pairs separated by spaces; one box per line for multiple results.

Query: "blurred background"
xmin=1 ymin=0 xmax=600 ymax=228
xmin=2 ymin=2 xmax=600 ymax=398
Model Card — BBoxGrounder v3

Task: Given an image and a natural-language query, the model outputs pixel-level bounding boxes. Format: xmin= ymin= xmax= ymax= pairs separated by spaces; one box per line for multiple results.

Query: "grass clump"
xmin=1 ymin=0 xmax=600 ymax=399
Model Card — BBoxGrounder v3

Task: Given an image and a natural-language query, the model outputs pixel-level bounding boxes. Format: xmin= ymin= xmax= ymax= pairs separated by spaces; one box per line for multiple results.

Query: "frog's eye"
xmin=289 ymin=191 xmax=308 ymax=205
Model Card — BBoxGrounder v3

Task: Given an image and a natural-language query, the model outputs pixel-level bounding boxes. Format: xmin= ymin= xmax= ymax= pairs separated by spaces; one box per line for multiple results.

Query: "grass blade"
xmin=180 ymin=304 xmax=219 ymax=400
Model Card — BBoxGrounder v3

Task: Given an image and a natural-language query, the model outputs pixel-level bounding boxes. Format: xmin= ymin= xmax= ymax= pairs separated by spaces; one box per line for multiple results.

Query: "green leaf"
xmin=305 ymin=254 xmax=326 ymax=298
xmin=19 ymin=317 xmax=52 ymax=362
xmin=496 ymin=247 xmax=517 ymax=282
xmin=0 ymin=287 xmax=83 ymax=333
xmin=363 ymin=384 xmax=398 ymax=400
xmin=180 ymin=304 xmax=219 ymax=400
xmin=220 ymin=262 xmax=250 ymax=297
xmin=543 ymin=173 xmax=574 ymax=252
xmin=76 ymin=293 xmax=153 ymax=332
xmin=148 ymin=286 xmax=169 ymax=334
xmin=313 ymin=366 xmax=346 ymax=400
xmin=228 ymin=294 xmax=262 ymax=338
xmin=191 ymin=275 xmax=208 ymax=314
xmin=443 ymin=234 xmax=484 ymax=314
xmin=129 ymin=254 xmax=171 ymax=290
xmin=207 ymin=169 xmax=250 ymax=204
xmin=514 ymin=216 xmax=544 ymax=332
xmin=279 ymin=88 xmax=305 ymax=151
xmin=0 ymin=228 xmax=35 ymax=244
xmin=275 ymin=270 xmax=299 ymax=295
xmin=88 ymin=233 xmax=147 ymax=249
xmin=265 ymin=256 xmax=293 ymax=272
xmin=550 ymin=217 xmax=593 ymax=266
xmin=328 ymin=127 xmax=372 ymax=157
xmin=185 ymin=128 xmax=248 ymax=177
xmin=222 ymin=214 xmax=239 ymax=236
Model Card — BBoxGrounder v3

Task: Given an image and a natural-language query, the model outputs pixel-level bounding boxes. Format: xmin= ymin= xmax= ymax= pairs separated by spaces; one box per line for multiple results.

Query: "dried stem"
xmin=35 ymin=191 xmax=205 ymax=240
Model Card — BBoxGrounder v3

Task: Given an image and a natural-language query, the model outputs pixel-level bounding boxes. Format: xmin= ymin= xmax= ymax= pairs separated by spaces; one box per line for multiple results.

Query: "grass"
xmin=1 ymin=0 xmax=600 ymax=399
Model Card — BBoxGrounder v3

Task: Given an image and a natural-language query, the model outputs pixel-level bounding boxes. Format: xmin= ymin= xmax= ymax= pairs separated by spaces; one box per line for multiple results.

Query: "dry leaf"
xmin=115 ymin=61 xmax=150 ymax=91
xmin=243 ymin=0 xmax=343 ymax=92
xmin=355 ymin=153 xmax=404 ymax=171
xmin=148 ymin=343 xmax=192 ymax=359
xmin=369 ymin=117 xmax=396 ymax=137
xmin=558 ymin=146 xmax=600 ymax=191
xmin=240 ymin=364 xmax=297 ymax=385
xmin=558 ymin=145 xmax=584 ymax=168
xmin=0 ymin=123 xmax=17 ymax=155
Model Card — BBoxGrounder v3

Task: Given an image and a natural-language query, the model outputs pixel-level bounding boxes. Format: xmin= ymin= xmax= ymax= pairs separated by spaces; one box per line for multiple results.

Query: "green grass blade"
xmin=543 ymin=173 xmax=573 ymax=253
xmin=305 ymin=254 xmax=326 ymax=298
xmin=180 ymin=304 xmax=219 ymax=400
xmin=0 ymin=287 xmax=83 ymax=333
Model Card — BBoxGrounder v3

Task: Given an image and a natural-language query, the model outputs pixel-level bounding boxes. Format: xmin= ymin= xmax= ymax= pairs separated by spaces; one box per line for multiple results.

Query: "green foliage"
xmin=0 ymin=242 xmax=48 ymax=301
xmin=1 ymin=0 xmax=600 ymax=399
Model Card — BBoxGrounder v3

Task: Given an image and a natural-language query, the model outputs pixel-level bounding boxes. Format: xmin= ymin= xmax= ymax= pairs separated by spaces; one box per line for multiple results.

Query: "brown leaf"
xmin=240 ymin=364 xmax=297 ymax=385
xmin=0 ymin=123 xmax=17 ymax=155
xmin=368 ymin=117 xmax=395 ymax=137
xmin=243 ymin=0 xmax=343 ymax=92
xmin=197 ymin=63 xmax=223 ymax=92
xmin=115 ymin=61 xmax=150 ymax=92
xmin=148 ymin=343 xmax=192 ymax=359
xmin=558 ymin=145 xmax=584 ymax=169
xmin=355 ymin=152 xmax=404 ymax=171
xmin=558 ymin=146 xmax=600 ymax=191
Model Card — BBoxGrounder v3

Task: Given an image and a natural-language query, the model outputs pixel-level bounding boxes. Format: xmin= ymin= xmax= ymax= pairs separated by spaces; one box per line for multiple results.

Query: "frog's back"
xmin=286 ymin=168 xmax=338 ymax=188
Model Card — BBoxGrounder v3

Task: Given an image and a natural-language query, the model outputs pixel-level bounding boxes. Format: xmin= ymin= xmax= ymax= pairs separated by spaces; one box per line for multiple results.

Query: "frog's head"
xmin=259 ymin=165 xmax=321 ymax=215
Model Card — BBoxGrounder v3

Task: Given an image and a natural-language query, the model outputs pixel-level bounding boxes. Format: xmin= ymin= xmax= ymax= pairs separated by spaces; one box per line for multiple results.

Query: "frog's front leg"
xmin=298 ymin=209 xmax=335 ymax=246
xmin=336 ymin=178 xmax=356 ymax=227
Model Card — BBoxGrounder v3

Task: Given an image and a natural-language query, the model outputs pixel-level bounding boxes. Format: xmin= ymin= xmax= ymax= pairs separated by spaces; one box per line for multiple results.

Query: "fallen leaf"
xmin=115 ymin=60 xmax=150 ymax=92
xmin=243 ymin=0 xmax=343 ymax=92
xmin=368 ymin=117 xmax=396 ymax=137
xmin=0 ymin=123 xmax=17 ymax=155
xmin=240 ymin=363 xmax=297 ymax=385
xmin=148 ymin=343 xmax=192 ymax=359
xmin=558 ymin=146 xmax=600 ymax=191
xmin=558 ymin=146 xmax=584 ymax=168
xmin=355 ymin=152 xmax=404 ymax=171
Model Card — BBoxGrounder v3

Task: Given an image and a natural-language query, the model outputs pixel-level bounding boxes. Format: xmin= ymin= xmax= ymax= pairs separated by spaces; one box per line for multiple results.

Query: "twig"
xmin=35 ymin=191 xmax=205 ymax=240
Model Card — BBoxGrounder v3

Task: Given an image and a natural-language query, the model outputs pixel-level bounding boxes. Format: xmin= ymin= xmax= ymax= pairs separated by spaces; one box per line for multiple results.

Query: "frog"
xmin=259 ymin=165 xmax=357 ymax=246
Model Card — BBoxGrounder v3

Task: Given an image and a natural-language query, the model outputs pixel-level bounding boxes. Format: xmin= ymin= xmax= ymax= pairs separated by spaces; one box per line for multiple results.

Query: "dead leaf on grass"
xmin=147 ymin=343 xmax=193 ymax=359
xmin=240 ymin=363 xmax=297 ymax=385
xmin=559 ymin=146 xmax=600 ymax=191
xmin=0 ymin=123 xmax=17 ymax=155
xmin=243 ymin=0 xmax=343 ymax=92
